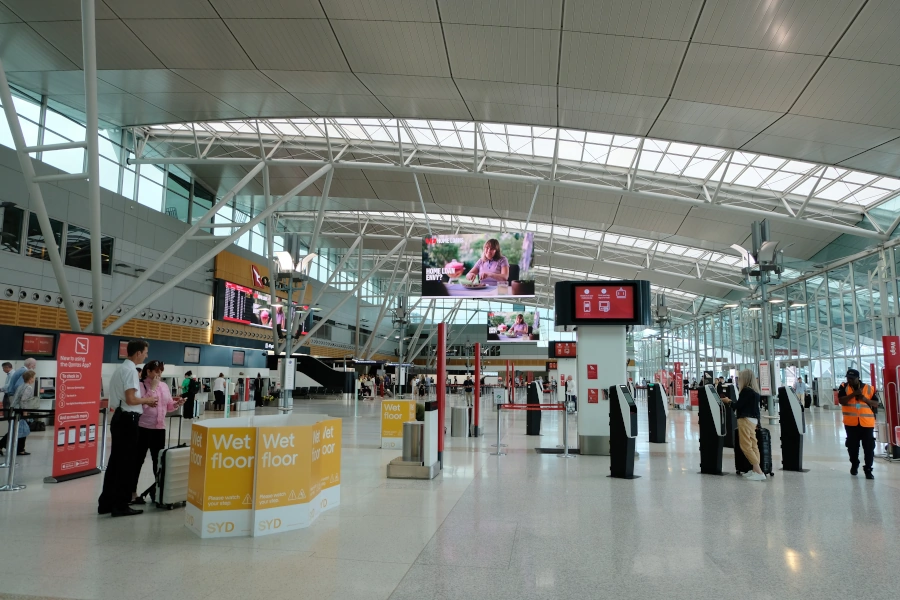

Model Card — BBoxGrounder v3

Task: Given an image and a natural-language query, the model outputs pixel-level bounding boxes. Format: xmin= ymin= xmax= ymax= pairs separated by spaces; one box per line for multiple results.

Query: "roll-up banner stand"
xmin=45 ymin=333 xmax=104 ymax=483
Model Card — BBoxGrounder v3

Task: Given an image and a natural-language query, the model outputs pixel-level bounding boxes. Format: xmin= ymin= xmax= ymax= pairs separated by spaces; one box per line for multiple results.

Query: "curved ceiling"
xmin=2 ymin=0 xmax=900 ymax=178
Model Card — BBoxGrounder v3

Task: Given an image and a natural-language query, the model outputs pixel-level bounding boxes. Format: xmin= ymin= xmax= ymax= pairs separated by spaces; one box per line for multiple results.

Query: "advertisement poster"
xmin=381 ymin=400 xmax=416 ymax=449
xmin=422 ymin=232 xmax=534 ymax=298
xmin=574 ymin=285 xmax=635 ymax=320
xmin=51 ymin=333 xmax=103 ymax=480
xmin=882 ymin=337 xmax=900 ymax=450
xmin=673 ymin=362 xmax=684 ymax=404
xmin=487 ymin=310 xmax=540 ymax=342
xmin=587 ymin=388 xmax=599 ymax=404
xmin=587 ymin=365 xmax=597 ymax=380
xmin=759 ymin=360 xmax=771 ymax=396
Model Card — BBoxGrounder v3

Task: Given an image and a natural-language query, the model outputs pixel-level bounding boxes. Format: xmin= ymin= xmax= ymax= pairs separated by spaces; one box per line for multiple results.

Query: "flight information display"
xmin=215 ymin=279 xmax=312 ymax=334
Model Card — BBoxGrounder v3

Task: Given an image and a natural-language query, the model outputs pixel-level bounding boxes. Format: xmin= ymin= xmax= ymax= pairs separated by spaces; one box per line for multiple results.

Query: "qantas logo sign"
xmin=250 ymin=265 xmax=263 ymax=288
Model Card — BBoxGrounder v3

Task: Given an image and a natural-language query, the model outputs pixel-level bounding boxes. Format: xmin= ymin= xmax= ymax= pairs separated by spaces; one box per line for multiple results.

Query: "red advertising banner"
xmin=574 ymin=284 xmax=635 ymax=320
xmin=587 ymin=388 xmax=599 ymax=403
xmin=870 ymin=363 xmax=876 ymax=388
xmin=673 ymin=363 xmax=684 ymax=403
xmin=689 ymin=389 xmax=699 ymax=407
xmin=587 ymin=364 xmax=597 ymax=379
xmin=882 ymin=336 xmax=900 ymax=450
xmin=51 ymin=333 xmax=104 ymax=481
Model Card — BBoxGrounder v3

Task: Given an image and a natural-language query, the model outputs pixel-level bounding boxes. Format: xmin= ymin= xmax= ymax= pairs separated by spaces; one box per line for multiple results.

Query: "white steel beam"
xmin=0 ymin=58 xmax=81 ymax=332
xmin=409 ymin=300 xmax=463 ymax=364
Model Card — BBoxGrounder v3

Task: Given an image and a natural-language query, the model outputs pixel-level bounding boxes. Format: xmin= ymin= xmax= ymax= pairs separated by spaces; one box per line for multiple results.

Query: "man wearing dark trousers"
xmin=838 ymin=368 xmax=878 ymax=480
xmin=98 ymin=340 xmax=156 ymax=517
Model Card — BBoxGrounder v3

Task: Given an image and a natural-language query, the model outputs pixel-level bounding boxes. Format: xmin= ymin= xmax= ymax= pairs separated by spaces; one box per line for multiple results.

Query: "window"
xmin=64 ymin=224 xmax=113 ymax=275
xmin=165 ymin=172 xmax=191 ymax=223
xmin=193 ymin=182 xmax=215 ymax=225
xmin=0 ymin=205 xmax=24 ymax=254
xmin=25 ymin=212 xmax=63 ymax=261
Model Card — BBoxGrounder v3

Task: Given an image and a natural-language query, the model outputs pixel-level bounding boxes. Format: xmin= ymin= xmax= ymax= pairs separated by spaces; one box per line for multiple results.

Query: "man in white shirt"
xmin=98 ymin=340 xmax=156 ymax=518
xmin=213 ymin=373 xmax=226 ymax=410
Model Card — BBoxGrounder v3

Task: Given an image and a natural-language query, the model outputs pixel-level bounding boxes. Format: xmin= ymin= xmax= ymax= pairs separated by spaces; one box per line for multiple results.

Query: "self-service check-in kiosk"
xmin=699 ymin=384 xmax=726 ymax=475
xmin=778 ymin=386 xmax=807 ymax=471
xmin=647 ymin=382 xmax=668 ymax=444
xmin=609 ymin=384 xmax=638 ymax=479
xmin=720 ymin=384 xmax=738 ymax=448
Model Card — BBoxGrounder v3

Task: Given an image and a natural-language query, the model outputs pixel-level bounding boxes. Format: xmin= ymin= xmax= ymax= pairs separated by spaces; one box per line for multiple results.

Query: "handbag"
xmin=17 ymin=418 xmax=30 ymax=438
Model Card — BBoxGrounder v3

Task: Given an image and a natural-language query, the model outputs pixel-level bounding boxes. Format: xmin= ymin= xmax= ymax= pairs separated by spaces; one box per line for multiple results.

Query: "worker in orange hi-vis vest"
xmin=838 ymin=368 xmax=879 ymax=480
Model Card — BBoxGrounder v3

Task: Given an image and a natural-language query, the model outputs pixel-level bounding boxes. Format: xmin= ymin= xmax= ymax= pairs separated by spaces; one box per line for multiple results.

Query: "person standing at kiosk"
xmin=838 ymin=369 xmax=878 ymax=479
xmin=724 ymin=370 xmax=767 ymax=481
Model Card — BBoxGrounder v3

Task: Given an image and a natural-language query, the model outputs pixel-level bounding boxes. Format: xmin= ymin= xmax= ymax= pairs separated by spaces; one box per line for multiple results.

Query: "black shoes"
xmin=111 ymin=507 xmax=143 ymax=517
xmin=129 ymin=496 xmax=146 ymax=505
xmin=850 ymin=464 xmax=858 ymax=476
xmin=17 ymin=451 xmax=30 ymax=456
xmin=98 ymin=507 xmax=111 ymax=515
xmin=865 ymin=470 xmax=875 ymax=480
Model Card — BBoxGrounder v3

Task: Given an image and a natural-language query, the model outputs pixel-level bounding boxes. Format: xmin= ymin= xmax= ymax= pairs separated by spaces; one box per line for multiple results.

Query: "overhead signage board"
xmin=549 ymin=341 xmax=576 ymax=358
xmin=554 ymin=280 xmax=652 ymax=327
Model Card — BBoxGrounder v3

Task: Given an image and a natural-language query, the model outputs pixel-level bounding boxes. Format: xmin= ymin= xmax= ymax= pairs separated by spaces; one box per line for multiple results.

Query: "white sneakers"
xmin=746 ymin=472 xmax=767 ymax=481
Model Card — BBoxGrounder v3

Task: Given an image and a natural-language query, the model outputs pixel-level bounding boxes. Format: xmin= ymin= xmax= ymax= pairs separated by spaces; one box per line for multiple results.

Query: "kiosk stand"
xmin=698 ymin=384 xmax=726 ymax=475
xmin=721 ymin=383 xmax=738 ymax=449
xmin=609 ymin=385 xmax=639 ymax=478
xmin=778 ymin=386 xmax=807 ymax=472
xmin=647 ymin=383 xmax=668 ymax=444
xmin=525 ymin=381 xmax=542 ymax=435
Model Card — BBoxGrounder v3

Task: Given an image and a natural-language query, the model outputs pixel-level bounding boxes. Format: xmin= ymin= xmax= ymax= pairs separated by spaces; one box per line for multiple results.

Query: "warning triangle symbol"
xmin=242 ymin=494 xmax=252 ymax=505
xmin=289 ymin=490 xmax=297 ymax=500
xmin=298 ymin=489 xmax=306 ymax=499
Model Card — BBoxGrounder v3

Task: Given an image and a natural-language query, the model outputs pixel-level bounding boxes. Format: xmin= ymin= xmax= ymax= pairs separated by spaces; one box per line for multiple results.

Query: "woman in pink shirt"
xmin=132 ymin=360 xmax=184 ymax=505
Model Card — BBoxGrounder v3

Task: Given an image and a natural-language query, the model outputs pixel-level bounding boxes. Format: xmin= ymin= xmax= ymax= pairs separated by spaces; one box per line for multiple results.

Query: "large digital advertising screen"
xmin=214 ymin=280 xmax=312 ymax=334
xmin=422 ymin=232 xmax=535 ymax=299
xmin=487 ymin=310 xmax=540 ymax=343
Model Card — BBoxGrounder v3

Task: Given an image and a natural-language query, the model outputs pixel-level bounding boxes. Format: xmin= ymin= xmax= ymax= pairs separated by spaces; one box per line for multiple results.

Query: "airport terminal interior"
xmin=1 ymin=1 xmax=899 ymax=599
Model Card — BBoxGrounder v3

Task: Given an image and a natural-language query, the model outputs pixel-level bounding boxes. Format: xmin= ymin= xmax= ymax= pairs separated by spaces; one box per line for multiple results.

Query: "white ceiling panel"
xmin=377 ymin=97 xmax=471 ymax=120
xmin=839 ymin=143 xmax=900 ymax=177
xmin=692 ymin=0 xmax=863 ymax=55
xmin=559 ymin=33 xmax=686 ymax=96
xmin=438 ymin=0 xmax=562 ymax=29
xmin=356 ymin=74 xmax=462 ymax=100
xmin=263 ymin=71 xmax=368 ymax=95
xmin=564 ymin=0 xmax=703 ymax=40
xmin=331 ymin=21 xmax=449 ymax=77
xmin=424 ymin=175 xmax=493 ymax=209
xmin=291 ymin=93 xmax=389 ymax=116
xmin=30 ymin=20 xmax=163 ymax=70
xmin=558 ymin=89 xmax=666 ymax=135
xmin=226 ymin=19 xmax=348 ymax=71
xmin=743 ymin=114 xmax=900 ymax=162
xmin=488 ymin=180 xmax=553 ymax=214
xmin=613 ymin=204 xmax=686 ymax=235
xmin=672 ymin=44 xmax=821 ymax=111
xmin=675 ymin=210 xmax=753 ymax=245
xmin=98 ymin=69 xmax=201 ymax=93
xmin=791 ymin=58 xmax=900 ymax=129
xmin=209 ymin=0 xmax=325 ymax=18
xmin=365 ymin=179 xmax=434 ymax=204
xmin=172 ymin=70 xmax=284 ymax=93
xmin=328 ymin=177 xmax=378 ymax=199
xmin=833 ymin=0 xmax=900 ymax=66
xmin=321 ymin=0 xmax=438 ymax=22
xmin=0 ymin=3 xmax=21 ymax=22
xmin=1 ymin=0 xmax=116 ymax=21
xmin=125 ymin=19 xmax=255 ymax=69
xmin=132 ymin=92 xmax=238 ymax=113
xmin=765 ymin=218 xmax=840 ymax=259
xmin=456 ymin=79 xmax=555 ymax=110
xmin=0 ymin=23 xmax=78 ymax=71
xmin=49 ymin=93 xmax=180 ymax=123
xmin=213 ymin=93 xmax=316 ymax=117
xmin=104 ymin=0 xmax=218 ymax=18
xmin=444 ymin=25 xmax=559 ymax=85
xmin=8 ymin=70 xmax=123 ymax=95
xmin=162 ymin=109 xmax=249 ymax=123
xmin=649 ymin=99 xmax=781 ymax=147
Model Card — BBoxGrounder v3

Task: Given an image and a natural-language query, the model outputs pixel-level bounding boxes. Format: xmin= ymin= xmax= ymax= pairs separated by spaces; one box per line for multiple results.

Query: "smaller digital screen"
xmin=22 ymin=332 xmax=55 ymax=356
xmin=619 ymin=385 xmax=635 ymax=405
xmin=232 ymin=350 xmax=245 ymax=366
xmin=549 ymin=341 xmax=576 ymax=358
xmin=218 ymin=279 xmax=311 ymax=334
xmin=117 ymin=340 xmax=129 ymax=360
xmin=487 ymin=310 xmax=539 ymax=343
xmin=183 ymin=346 xmax=200 ymax=364
xmin=573 ymin=285 xmax=635 ymax=320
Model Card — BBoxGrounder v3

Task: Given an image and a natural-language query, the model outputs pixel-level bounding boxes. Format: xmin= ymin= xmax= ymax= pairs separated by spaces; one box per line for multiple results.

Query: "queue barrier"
xmin=490 ymin=403 xmax=567 ymax=457
xmin=1 ymin=409 xmax=54 ymax=492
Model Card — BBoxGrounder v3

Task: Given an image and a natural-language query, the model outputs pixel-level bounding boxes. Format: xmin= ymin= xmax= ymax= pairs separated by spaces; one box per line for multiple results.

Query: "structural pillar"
xmin=437 ymin=322 xmax=446 ymax=467
xmin=577 ymin=326 xmax=627 ymax=455
xmin=473 ymin=342 xmax=482 ymax=436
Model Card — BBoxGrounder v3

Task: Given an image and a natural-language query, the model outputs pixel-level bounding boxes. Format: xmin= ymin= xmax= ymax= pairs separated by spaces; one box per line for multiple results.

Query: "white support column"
xmin=81 ymin=0 xmax=104 ymax=333
xmin=0 ymin=59 xmax=81 ymax=332
xmin=360 ymin=268 xmax=406 ymax=359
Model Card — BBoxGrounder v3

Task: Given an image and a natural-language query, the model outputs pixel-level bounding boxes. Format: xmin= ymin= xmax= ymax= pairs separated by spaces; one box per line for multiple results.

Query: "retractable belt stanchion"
xmin=0 ymin=411 xmax=14 ymax=469
xmin=557 ymin=400 xmax=576 ymax=458
xmin=490 ymin=404 xmax=506 ymax=456
xmin=98 ymin=407 xmax=109 ymax=471
xmin=0 ymin=410 xmax=25 ymax=492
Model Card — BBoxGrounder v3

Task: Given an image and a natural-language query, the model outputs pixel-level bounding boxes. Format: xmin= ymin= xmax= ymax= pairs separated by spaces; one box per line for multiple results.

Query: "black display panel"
xmin=548 ymin=341 xmax=576 ymax=358
xmin=553 ymin=280 xmax=652 ymax=326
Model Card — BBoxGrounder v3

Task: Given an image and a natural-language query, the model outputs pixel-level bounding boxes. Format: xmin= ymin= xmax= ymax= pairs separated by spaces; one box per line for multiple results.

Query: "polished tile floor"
xmin=1 ymin=395 xmax=897 ymax=600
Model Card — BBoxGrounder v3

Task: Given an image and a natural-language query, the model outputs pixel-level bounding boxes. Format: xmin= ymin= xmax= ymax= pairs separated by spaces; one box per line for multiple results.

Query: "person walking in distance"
xmin=723 ymin=369 xmax=767 ymax=481
xmin=98 ymin=339 xmax=156 ymax=517
xmin=838 ymin=368 xmax=878 ymax=479
xmin=213 ymin=373 xmax=226 ymax=410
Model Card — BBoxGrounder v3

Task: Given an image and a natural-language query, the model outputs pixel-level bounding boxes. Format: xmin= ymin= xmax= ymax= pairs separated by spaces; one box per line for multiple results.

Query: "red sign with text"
xmin=22 ymin=333 xmax=55 ymax=356
xmin=587 ymin=388 xmax=599 ymax=403
xmin=574 ymin=285 xmax=634 ymax=320
xmin=882 ymin=336 xmax=900 ymax=448
xmin=53 ymin=333 xmax=104 ymax=479
xmin=587 ymin=364 xmax=597 ymax=380
xmin=551 ymin=342 xmax=576 ymax=357
xmin=673 ymin=362 xmax=684 ymax=403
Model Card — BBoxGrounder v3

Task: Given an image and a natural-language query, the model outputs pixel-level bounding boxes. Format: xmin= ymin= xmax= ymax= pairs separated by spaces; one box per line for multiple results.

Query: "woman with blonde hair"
xmin=724 ymin=369 xmax=766 ymax=481
xmin=465 ymin=238 xmax=509 ymax=283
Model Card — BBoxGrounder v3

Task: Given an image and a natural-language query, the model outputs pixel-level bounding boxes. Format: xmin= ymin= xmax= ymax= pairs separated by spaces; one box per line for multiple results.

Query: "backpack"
xmin=189 ymin=379 xmax=201 ymax=395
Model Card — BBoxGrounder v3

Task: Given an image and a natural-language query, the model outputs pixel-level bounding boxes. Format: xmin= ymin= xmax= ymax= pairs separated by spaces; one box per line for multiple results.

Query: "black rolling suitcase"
xmin=734 ymin=424 xmax=775 ymax=477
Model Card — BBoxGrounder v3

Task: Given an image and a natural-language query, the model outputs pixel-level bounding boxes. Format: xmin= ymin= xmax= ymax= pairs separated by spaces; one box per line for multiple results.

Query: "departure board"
xmin=222 ymin=281 xmax=255 ymax=325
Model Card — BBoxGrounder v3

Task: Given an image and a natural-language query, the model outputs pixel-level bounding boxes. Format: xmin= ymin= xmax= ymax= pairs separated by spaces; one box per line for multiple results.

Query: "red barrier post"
xmin=474 ymin=342 xmax=481 ymax=436
xmin=437 ymin=322 xmax=446 ymax=466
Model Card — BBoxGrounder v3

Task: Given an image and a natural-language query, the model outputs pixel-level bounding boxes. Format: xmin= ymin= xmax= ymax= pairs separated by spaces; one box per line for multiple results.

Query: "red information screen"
xmin=22 ymin=333 xmax=55 ymax=356
xmin=574 ymin=285 xmax=635 ymax=320
xmin=551 ymin=342 xmax=577 ymax=357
